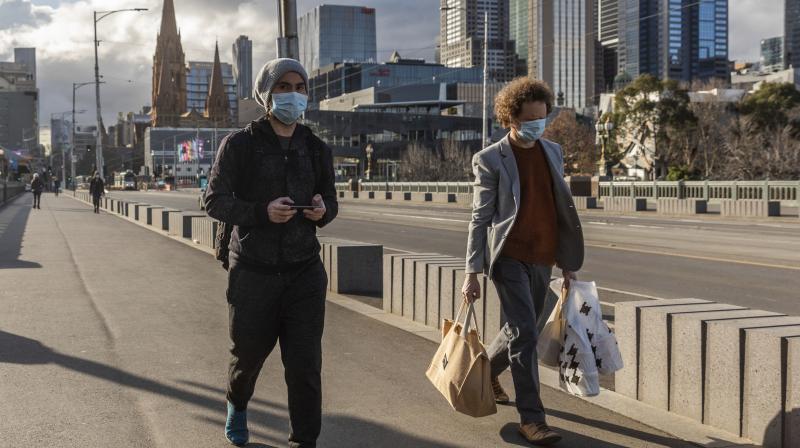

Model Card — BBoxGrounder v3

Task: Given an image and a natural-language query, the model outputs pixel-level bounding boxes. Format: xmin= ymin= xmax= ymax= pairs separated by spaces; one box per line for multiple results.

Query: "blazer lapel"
xmin=499 ymin=136 xmax=521 ymax=209
xmin=539 ymin=139 xmax=567 ymax=193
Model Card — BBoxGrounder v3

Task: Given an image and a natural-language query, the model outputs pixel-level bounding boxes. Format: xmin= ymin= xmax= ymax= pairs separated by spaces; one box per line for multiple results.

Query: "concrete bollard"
xmin=742 ymin=326 xmax=800 ymax=446
xmin=614 ymin=298 xmax=709 ymax=400
xmin=437 ymin=265 xmax=466 ymax=326
xmin=786 ymin=337 xmax=800 ymax=447
xmin=327 ymin=242 xmax=383 ymax=296
xmin=720 ymin=199 xmax=780 ymax=218
xmin=419 ymin=259 xmax=465 ymax=326
xmin=191 ymin=217 xmax=218 ymax=249
xmin=483 ymin=276 xmax=503 ymax=340
xmin=656 ymin=198 xmax=708 ymax=215
xmin=402 ymin=255 xmax=455 ymax=319
xmin=134 ymin=204 xmax=150 ymax=222
xmin=146 ymin=206 xmax=165 ymax=226
xmin=424 ymin=259 xmax=465 ymax=328
xmin=169 ymin=212 xmax=206 ymax=238
xmin=382 ymin=253 xmax=436 ymax=316
xmin=154 ymin=209 xmax=180 ymax=232
xmin=573 ymin=197 xmax=598 ymax=210
xmin=638 ymin=302 xmax=741 ymax=410
xmin=670 ymin=309 xmax=781 ymax=422
xmin=603 ymin=197 xmax=647 ymax=212
xmin=704 ymin=315 xmax=800 ymax=435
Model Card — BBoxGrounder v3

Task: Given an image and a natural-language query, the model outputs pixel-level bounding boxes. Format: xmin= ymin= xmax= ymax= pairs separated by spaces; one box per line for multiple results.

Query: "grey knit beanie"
xmin=253 ymin=58 xmax=309 ymax=110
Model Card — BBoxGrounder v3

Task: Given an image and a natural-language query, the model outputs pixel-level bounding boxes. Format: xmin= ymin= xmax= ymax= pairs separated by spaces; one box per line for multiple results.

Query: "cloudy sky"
xmin=0 ymin=0 xmax=785 ymax=129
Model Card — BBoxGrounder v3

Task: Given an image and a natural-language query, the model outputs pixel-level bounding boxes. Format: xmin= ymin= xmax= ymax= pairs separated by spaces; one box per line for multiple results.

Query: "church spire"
xmin=205 ymin=41 xmax=230 ymax=126
xmin=159 ymin=0 xmax=178 ymax=38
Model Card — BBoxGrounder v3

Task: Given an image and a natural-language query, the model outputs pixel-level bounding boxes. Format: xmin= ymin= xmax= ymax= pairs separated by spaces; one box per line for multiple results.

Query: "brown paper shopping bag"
xmin=425 ymin=301 xmax=497 ymax=417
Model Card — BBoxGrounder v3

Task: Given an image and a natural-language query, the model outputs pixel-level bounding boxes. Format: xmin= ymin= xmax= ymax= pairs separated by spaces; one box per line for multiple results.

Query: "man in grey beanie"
xmin=205 ymin=58 xmax=338 ymax=448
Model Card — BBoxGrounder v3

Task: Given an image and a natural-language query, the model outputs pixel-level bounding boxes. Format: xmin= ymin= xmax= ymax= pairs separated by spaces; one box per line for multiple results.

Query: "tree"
xmin=398 ymin=140 xmax=474 ymax=181
xmin=543 ymin=110 xmax=597 ymax=175
xmin=612 ymin=74 xmax=697 ymax=179
xmin=738 ymin=82 xmax=800 ymax=133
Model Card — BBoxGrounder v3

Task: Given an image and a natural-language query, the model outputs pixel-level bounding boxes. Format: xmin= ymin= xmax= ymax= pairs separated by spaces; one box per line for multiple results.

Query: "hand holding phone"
xmin=303 ymin=194 xmax=326 ymax=222
xmin=268 ymin=197 xmax=297 ymax=223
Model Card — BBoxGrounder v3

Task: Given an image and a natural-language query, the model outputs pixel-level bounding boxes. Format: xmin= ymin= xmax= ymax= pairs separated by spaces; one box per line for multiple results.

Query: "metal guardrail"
xmin=335 ymin=180 xmax=800 ymax=204
xmin=1 ymin=181 xmax=26 ymax=206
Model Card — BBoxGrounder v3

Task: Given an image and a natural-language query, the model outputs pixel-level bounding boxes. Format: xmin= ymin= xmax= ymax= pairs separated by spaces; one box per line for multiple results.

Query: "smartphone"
xmin=289 ymin=205 xmax=318 ymax=210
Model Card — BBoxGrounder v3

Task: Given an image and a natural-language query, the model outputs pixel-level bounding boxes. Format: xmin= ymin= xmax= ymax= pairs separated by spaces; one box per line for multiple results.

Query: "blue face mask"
xmin=269 ymin=92 xmax=308 ymax=125
xmin=515 ymin=118 xmax=547 ymax=142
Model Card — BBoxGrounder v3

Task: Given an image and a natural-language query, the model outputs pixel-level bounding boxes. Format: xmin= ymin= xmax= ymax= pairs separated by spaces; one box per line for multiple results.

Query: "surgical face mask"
xmin=268 ymin=92 xmax=308 ymax=125
xmin=515 ymin=118 xmax=547 ymax=142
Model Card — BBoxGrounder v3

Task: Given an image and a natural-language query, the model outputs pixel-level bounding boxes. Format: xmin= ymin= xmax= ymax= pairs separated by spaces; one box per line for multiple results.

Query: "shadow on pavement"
xmin=0 ymin=199 xmax=41 ymax=269
xmin=545 ymin=409 xmax=692 ymax=447
xmin=0 ymin=330 xmax=462 ymax=447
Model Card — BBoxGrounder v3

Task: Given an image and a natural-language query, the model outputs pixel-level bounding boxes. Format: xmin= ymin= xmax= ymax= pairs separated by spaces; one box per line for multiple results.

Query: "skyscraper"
xmin=598 ymin=0 xmax=619 ymax=92
xmin=186 ymin=58 xmax=237 ymax=124
xmin=14 ymin=48 xmax=36 ymax=82
xmin=786 ymin=0 xmax=800 ymax=69
xmin=761 ymin=37 xmax=784 ymax=74
xmin=439 ymin=0 xmax=516 ymax=83
xmin=232 ymin=35 xmax=253 ymax=99
xmin=619 ymin=0 xmax=728 ymax=83
xmin=527 ymin=0 xmax=595 ymax=110
xmin=298 ymin=5 xmax=377 ymax=72
xmin=509 ymin=0 xmax=529 ymax=76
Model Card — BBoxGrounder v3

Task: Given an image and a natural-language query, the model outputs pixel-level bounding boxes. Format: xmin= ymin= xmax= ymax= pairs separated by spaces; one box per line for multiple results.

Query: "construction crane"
xmin=276 ymin=0 xmax=299 ymax=60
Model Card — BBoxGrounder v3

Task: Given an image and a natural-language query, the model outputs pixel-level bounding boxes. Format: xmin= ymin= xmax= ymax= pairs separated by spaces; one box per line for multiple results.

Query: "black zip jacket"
xmin=204 ymin=118 xmax=338 ymax=268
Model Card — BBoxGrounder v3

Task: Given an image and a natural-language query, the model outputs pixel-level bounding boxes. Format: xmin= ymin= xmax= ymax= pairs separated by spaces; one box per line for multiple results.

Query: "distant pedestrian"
xmin=31 ymin=173 xmax=43 ymax=209
xmin=89 ymin=172 xmax=104 ymax=213
xmin=53 ymin=177 xmax=61 ymax=197
xmin=462 ymin=78 xmax=585 ymax=446
xmin=205 ymin=58 xmax=338 ymax=448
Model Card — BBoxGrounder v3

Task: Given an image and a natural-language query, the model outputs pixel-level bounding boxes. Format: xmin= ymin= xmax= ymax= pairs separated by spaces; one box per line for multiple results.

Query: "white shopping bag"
xmin=548 ymin=278 xmax=624 ymax=396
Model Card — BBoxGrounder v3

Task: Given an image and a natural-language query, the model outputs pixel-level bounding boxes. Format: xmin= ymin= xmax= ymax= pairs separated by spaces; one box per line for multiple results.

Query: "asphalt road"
xmin=0 ymin=193 xmax=693 ymax=447
xmin=109 ymin=191 xmax=800 ymax=316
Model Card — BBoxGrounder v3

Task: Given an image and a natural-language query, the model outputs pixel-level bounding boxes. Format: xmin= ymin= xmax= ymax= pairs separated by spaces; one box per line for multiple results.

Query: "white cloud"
xmin=729 ymin=0 xmax=784 ymax=62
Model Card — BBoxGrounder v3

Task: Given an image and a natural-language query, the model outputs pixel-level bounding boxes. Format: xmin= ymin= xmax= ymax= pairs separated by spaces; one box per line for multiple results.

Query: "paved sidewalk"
xmin=0 ymin=193 xmax=695 ymax=447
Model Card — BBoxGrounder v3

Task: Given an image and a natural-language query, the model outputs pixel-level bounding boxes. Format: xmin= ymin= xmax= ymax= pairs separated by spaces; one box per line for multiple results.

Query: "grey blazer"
xmin=465 ymin=135 xmax=584 ymax=278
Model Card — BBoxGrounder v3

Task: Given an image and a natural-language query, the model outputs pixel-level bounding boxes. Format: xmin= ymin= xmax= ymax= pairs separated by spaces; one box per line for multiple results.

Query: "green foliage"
xmin=738 ymin=82 xmax=800 ymax=132
xmin=665 ymin=165 xmax=698 ymax=181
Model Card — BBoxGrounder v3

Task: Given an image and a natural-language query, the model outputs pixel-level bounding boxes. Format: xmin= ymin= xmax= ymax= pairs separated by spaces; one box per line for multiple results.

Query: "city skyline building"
xmin=527 ymin=0 xmax=595 ymax=110
xmin=786 ymin=0 xmax=800 ymax=69
xmin=761 ymin=36 xmax=784 ymax=74
xmin=438 ymin=0 xmax=516 ymax=82
xmin=0 ymin=48 xmax=38 ymax=152
xmin=186 ymin=57 xmax=237 ymax=125
xmin=619 ymin=0 xmax=729 ymax=83
xmin=307 ymin=52 xmax=483 ymax=103
xmin=598 ymin=0 xmax=620 ymax=92
xmin=299 ymin=5 xmax=378 ymax=72
xmin=509 ymin=0 xmax=530 ymax=76
xmin=232 ymin=35 xmax=253 ymax=99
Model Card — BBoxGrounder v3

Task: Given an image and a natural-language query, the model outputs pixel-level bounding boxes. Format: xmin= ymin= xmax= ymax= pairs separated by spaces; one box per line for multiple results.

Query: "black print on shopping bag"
xmin=580 ymin=302 xmax=592 ymax=315
xmin=442 ymin=354 xmax=448 ymax=370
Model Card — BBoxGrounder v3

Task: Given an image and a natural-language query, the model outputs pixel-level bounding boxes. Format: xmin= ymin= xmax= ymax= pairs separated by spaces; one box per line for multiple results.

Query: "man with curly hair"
xmin=462 ymin=77 xmax=584 ymax=445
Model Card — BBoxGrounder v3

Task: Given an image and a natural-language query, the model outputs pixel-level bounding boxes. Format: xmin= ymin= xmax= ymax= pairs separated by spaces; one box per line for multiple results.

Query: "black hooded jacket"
xmin=204 ymin=118 xmax=338 ymax=269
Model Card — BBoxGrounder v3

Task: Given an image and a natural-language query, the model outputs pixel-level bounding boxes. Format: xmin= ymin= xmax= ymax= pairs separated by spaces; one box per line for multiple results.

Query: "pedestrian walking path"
xmin=0 ymin=193 xmax=696 ymax=447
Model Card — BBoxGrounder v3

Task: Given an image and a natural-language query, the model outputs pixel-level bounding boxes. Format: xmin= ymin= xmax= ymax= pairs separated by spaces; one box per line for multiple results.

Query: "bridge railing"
xmin=336 ymin=180 xmax=800 ymax=204
xmin=1 ymin=181 xmax=26 ymax=206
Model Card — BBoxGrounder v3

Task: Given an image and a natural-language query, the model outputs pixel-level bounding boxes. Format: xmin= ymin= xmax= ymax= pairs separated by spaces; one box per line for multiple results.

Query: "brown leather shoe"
xmin=519 ymin=422 xmax=562 ymax=446
xmin=491 ymin=377 xmax=510 ymax=404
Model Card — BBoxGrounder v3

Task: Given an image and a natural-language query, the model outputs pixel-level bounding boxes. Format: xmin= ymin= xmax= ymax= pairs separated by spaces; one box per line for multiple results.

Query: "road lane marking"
xmin=586 ymin=243 xmax=800 ymax=271
xmin=628 ymin=224 xmax=664 ymax=229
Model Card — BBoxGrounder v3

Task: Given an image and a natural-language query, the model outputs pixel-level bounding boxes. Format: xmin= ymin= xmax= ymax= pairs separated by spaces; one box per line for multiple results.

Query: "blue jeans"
xmin=486 ymin=256 xmax=554 ymax=424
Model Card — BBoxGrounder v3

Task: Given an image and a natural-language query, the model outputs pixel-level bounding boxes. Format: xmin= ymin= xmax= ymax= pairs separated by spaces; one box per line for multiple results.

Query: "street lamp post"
xmin=595 ymin=119 xmax=614 ymax=177
xmin=73 ymin=81 xmax=98 ymax=193
xmin=93 ymin=8 xmax=147 ymax=182
xmin=365 ymin=144 xmax=373 ymax=180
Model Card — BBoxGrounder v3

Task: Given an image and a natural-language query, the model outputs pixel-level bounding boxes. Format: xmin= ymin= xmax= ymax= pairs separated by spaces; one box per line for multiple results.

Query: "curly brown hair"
xmin=494 ymin=77 xmax=554 ymax=128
